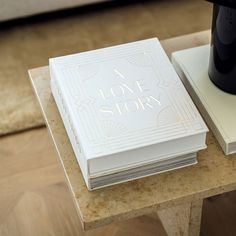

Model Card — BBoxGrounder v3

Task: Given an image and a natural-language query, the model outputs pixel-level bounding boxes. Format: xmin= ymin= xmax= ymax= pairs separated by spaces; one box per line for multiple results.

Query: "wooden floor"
xmin=1 ymin=128 xmax=236 ymax=236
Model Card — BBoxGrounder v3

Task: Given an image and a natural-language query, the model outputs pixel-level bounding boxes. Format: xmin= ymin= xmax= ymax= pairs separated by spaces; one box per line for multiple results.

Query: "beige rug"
xmin=0 ymin=0 xmax=212 ymax=135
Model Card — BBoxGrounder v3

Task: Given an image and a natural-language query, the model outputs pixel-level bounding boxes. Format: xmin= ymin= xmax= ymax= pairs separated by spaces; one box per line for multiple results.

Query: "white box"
xmin=50 ymin=38 xmax=208 ymax=190
xmin=172 ymin=44 xmax=236 ymax=155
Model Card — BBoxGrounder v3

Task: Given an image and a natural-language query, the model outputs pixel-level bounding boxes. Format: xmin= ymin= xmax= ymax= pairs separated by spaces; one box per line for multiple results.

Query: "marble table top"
xmin=29 ymin=30 xmax=236 ymax=231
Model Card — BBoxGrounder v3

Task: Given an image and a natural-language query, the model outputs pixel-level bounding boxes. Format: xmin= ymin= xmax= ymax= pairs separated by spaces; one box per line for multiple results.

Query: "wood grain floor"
xmin=1 ymin=128 xmax=236 ymax=236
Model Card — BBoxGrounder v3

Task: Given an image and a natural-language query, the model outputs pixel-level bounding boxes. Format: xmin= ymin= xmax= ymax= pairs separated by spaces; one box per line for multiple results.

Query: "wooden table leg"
xmin=157 ymin=200 xmax=203 ymax=236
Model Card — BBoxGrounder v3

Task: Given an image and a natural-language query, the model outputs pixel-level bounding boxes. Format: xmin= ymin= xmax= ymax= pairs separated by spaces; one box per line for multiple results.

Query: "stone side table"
xmin=29 ymin=30 xmax=236 ymax=236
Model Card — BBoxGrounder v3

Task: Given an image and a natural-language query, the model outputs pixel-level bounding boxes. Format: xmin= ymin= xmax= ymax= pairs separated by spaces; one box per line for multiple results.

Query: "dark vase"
xmin=209 ymin=3 xmax=236 ymax=94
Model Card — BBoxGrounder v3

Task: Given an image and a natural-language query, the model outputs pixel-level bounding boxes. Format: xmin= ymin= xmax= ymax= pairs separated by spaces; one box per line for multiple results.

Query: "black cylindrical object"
xmin=208 ymin=2 xmax=236 ymax=94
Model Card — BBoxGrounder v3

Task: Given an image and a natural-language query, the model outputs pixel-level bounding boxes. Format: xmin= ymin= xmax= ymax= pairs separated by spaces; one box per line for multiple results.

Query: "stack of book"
xmin=50 ymin=38 xmax=208 ymax=190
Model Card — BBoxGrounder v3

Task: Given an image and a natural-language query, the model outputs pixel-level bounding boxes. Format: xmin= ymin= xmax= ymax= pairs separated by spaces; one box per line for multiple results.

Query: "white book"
xmin=172 ymin=44 xmax=236 ymax=155
xmin=50 ymin=38 xmax=208 ymax=190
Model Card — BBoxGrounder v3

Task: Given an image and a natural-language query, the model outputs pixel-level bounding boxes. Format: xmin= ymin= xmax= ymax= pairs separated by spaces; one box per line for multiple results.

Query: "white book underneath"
xmin=172 ymin=44 xmax=236 ymax=155
xmin=50 ymin=38 xmax=208 ymax=190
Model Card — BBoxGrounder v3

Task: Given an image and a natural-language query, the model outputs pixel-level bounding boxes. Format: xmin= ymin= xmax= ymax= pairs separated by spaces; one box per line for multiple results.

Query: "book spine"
xmin=50 ymin=67 xmax=91 ymax=190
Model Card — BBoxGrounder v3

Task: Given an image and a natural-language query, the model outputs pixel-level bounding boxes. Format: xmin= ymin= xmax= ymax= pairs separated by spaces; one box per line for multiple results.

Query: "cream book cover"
xmin=172 ymin=44 xmax=236 ymax=155
xmin=50 ymin=38 xmax=208 ymax=190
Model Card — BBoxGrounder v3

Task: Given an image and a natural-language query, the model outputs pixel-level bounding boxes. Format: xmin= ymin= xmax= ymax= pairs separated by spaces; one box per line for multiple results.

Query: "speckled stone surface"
xmin=29 ymin=31 xmax=236 ymax=231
